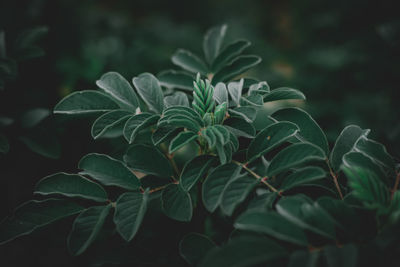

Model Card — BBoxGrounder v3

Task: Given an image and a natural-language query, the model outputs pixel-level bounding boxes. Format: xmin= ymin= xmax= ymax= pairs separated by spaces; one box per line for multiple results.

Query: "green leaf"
xmin=330 ymin=125 xmax=370 ymax=172
xmin=124 ymin=144 xmax=173 ymax=177
xmin=224 ymin=117 xmax=255 ymax=138
xmin=68 ymin=204 xmax=112 ymax=256
xmin=212 ymin=40 xmax=251 ymax=72
xmin=78 ymin=153 xmax=141 ymax=190
xmin=152 ymin=126 xmax=179 ymax=146
xmin=214 ymin=102 xmax=227 ymax=124
xmin=263 ymin=87 xmax=306 ymax=102
xmin=240 ymin=94 xmax=264 ymax=107
xmin=19 ymin=127 xmax=61 ymax=159
xmin=342 ymin=152 xmax=386 ymax=179
xmin=157 ymin=70 xmax=194 ymax=91
xmin=267 ymin=143 xmax=326 ymax=176
xmin=161 ymin=184 xmax=193 ymax=222
xmin=114 ymin=190 xmax=149 ymax=241
xmin=276 ymin=195 xmax=336 ymax=239
xmin=354 ymin=137 xmax=395 ymax=171
xmin=0 ymin=199 xmax=83 ymax=245
xmin=248 ymin=81 xmax=270 ymax=95
xmin=180 ymin=233 xmax=216 ymax=266
xmin=54 ymin=90 xmax=119 ymax=115
xmin=132 ymin=73 xmax=164 ymax=114
xmin=272 ymin=107 xmax=329 ymax=155
xmin=235 ymin=211 xmax=308 ymax=246
xmin=123 ymin=113 xmax=159 ymax=144
xmin=342 ymin=166 xmax=390 ymax=209
xmin=324 ymin=244 xmax=358 ymax=267
xmin=203 ymin=24 xmax=227 ymax=64
xmin=199 ymin=235 xmax=287 ymax=267
xmin=164 ymin=92 xmax=189 ymax=108
xmin=96 ymin=72 xmax=139 ymax=111
xmin=171 ymin=49 xmax=208 ymax=75
xmin=91 ymin=110 xmax=132 ymax=139
xmin=34 ymin=172 xmax=108 ymax=202
xmin=229 ymin=106 xmax=257 ymax=122
xmin=209 ymin=125 xmax=230 ymax=145
xmin=202 ymin=163 xmax=241 ymax=212
xmin=20 ymin=108 xmax=50 ymax=129
xmin=169 ymin=131 xmax=198 ymax=153
xmin=180 ymin=155 xmax=214 ymax=192
xmin=201 ymin=127 xmax=217 ymax=148
xmin=213 ymin=82 xmax=228 ymax=104
xmin=0 ymin=133 xmax=9 ymax=154
xmin=247 ymin=121 xmax=299 ymax=162
xmin=159 ymin=114 xmax=201 ymax=132
xmin=227 ymin=79 xmax=244 ymax=106
xmin=163 ymin=106 xmax=204 ymax=126
xmin=220 ymin=174 xmax=258 ymax=216
xmin=212 ymin=55 xmax=262 ymax=83
xmin=280 ymin=167 xmax=326 ymax=191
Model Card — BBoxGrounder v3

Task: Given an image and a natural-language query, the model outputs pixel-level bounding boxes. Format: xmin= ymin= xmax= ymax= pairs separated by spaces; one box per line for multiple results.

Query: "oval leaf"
xmin=161 ymin=184 xmax=193 ymax=222
xmin=171 ymin=49 xmax=208 ymax=75
xmin=212 ymin=39 xmax=251 ymax=72
xmin=263 ymin=87 xmax=306 ymax=102
xmin=212 ymin=55 xmax=262 ymax=83
xmin=157 ymin=70 xmax=194 ymax=91
xmin=180 ymin=155 xmax=215 ymax=192
xmin=224 ymin=117 xmax=255 ymax=138
xmin=203 ymin=24 xmax=227 ymax=64
xmin=280 ymin=167 xmax=327 ymax=191
xmin=91 ymin=110 xmax=132 ymax=139
xmin=179 ymin=233 xmax=216 ymax=266
xmin=123 ymin=113 xmax=159 ymax=144
xmin=169 ymin=131 xmax=198 ymax=153
xmin=132 ymin=73 xmax=164 ymax=114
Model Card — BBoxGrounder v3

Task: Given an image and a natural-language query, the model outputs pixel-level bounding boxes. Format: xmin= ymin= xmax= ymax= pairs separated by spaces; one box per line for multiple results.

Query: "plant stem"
xmin=326 ymin=158 xmax=344 ymax=199
xmin=391 ymin=171 xmax=400 ymax=200
xmin=233 ymin=160 xmax=278 ymax=193
xmin=160 ymin=143 xmax=180 ymax=176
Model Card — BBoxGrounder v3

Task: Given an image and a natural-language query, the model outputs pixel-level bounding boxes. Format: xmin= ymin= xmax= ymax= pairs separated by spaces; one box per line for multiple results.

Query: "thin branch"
xmin=326 ymin=158 xmax=344 ymax=199
xmin=232 ymin=160 xmax=278 ymax=193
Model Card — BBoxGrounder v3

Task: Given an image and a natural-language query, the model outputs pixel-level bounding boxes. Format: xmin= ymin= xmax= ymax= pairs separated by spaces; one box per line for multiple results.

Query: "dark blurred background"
xmin=0 ymin=0 xmax=399 ymax=266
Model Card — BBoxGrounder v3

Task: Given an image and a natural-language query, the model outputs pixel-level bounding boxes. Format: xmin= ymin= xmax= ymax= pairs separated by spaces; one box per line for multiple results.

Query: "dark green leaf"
xmin=91 ymin=110 xmax=132 ymax=139
xmin=161 ymin=184 xmax=193 ymax=222
xmin=0 ymin=199 xmax=83 ymax=245
xmin=199 ymin=235 xmax=287 ymax=267
xmin=34 ymin=172 xmax=108 ymax=202
xmin=272 ymin=108 xmax=329 ymax=155
xmin=124 ymin=144 xmax=173 ymax=177
xmin=164 ymin=92 xmax=189 ymax=108
xmin=96 ymin=72 xmax=139 ymax=111
xmin=123 ymin=113 xmax=159 ymax=144
xmin=229 ymin=106 xmax=257 ymax=122
xmin=212 ymin=40 xmax=251 ymax=72
xmin=203 ymin=24 xmax=227 ymax=64
xmin=132 ymin=73 xmax=164 ymax=113
xmin=263 ymin=87 xmax=306 ymax=102
xmin=169 ymin=131 xmax=198 ymax=153
xmin=227 ymin=79 xmax=243 ymax=106
xmin=213 ymin=82 xmax=228 ymax=104
xmin=342 ymin=152 xmax=386 ymax=179
xmin=324 ymin=244 xmax=358 ymax=267
xmin=247 ymin=121 xmax=299 ymax=162
xmin=0 ymin=133 xmax=9 ymax=154
xmin=330 ymin=125 xmax=370 ymax=172
xmin=212 ymin=55 xmax=262 ymax=83
xmin=20 ymin=108 xmax=50 ymax=129
xmin=224 ymin=117 xmax=255 ymax=138
xmin=354 ymin=137 xmax=395 ymax=171
xmin=152 ymin=125 xmax=179 ymax=146
xmin=163 ymin=106 xmax=204 ymax=126
xmin=157 ymin=70 xmax=194 ymax=91
xmin=68 ymin=204 xmax=112 ymax=255
xmin=171 ymin=49 xmax=208 ymax=75
xmin=78 ymin=153 xmax=141 ymax=190
xmin=54 ymin=91 xmax=119 ymax=115
xmin=248 ymin=81 xmax=270 ymax=95
xmin=180 ymin=155 xmax=214 ymax=191
xmin=280 ymin=167 xmax=326 ymax=191
xmin=179 ymin=233 xmax=216 ymax=266
xmin=19 ymin=127 xmax=61 ymax=159
xmin=267 ymin=143 xmax=326 ymax=176
xmin=202 ymin=163 xmax=241 ymax=212
xmin=114 ymin=190 xmax=149 ymax=241
xmin=235 ymin=211 xmax=308 ymax=246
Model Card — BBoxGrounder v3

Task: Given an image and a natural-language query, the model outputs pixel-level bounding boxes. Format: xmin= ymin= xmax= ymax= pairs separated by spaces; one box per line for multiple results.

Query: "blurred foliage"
xmin=0 ymin=0 xmax=399 ymax=265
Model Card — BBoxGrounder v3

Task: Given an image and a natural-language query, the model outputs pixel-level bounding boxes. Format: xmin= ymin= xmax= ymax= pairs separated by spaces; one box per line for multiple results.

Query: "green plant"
xmin=1 ymin=25 xmax=399 ymax=266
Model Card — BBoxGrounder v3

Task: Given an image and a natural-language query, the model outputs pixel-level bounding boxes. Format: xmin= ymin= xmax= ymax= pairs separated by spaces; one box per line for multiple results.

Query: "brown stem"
xmin=326 ymin=158 xmax=344 ymax=199
xmin=391 ymin=171 xmax=400 ymax=200
xmin=232 ymin=160 xmax=278 ymax=193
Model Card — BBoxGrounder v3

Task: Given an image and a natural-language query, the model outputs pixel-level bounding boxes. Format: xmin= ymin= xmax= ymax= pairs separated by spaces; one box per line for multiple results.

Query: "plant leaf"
xmin=164 ymin=92 xmax=190 ymax=108
xmin=180 ymin=233 xmax=216 ymax=266
xmin=203 ymin=24 xmax=227 ymax=64
xmin=247 ymin=121 xmax=299 ymax=162
xmin=213 ymin=82 xmax=229 ymax=105
xmin=91 ymin=110 xmax=132 ymax=139
xmin=169 ymin=131 xmax=198 ymax=153
xmin=212 ymin=39 xmax=251 ymax=72
xmin=227 ymin=79 xmax=243 ymax=106
xmin=34 ymin=172 xmax=108 ymax=202
xmin=330 ymin=125 xmax=370 ymax=172
xmin=68 ymin=204 xmax=112 ymax=256
xmin=0 ymin=133 xmax=9 ymax=154
xmin=78 ymin=153 xmax=141 ymax=190
xmin=354 ymin=137 xmax=395 ymax=171
xmin=202 ymin=163 xmax=241 ymax=212
xmin=152 ymin=126 xmax=179 ymax=146
xmin=229 ymin=106 xmax=257 ymax=122
xmin=171 ymin=49 xmax=208 ymax=75
xmin=272 ymin=107 xmax=329 ymax=155
xmin=54 ymin=90 xmax=119 ymax=115
xmin=157 ymin=70 xmax=194 ymax=91
xmin=0 ymin=199 xmax=83 ymax=245
xmin=114 ymin=190 xmax=149 ymax=241
xmin=267 ymin=143 xmax=326 ymax=176
xmin=132 ymin=73 xmax=164 ymax=113
xmin=235 ymin=211 xmax=308 ymax=246
xmin=280 ymin=167 xmax=326 ymax=191
xmin=123 ymin=113 xmax=159 ymax=144
xmin=263 ymin=87 xmax=306 ymax=102
xmin=161 ymin=184 xmax=193 ymax=222
xmin=224 ymin=117 xmax=255 ymax=138
xmin=212 ymin=55 xmax=262 ymax=83
xmin=124 ymin=144 xmax=173 ymax=177
xmin=96 ymin=72 xmax=139 ymax=111
xmin=180 ymin=155 xmax=214 ymax=192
